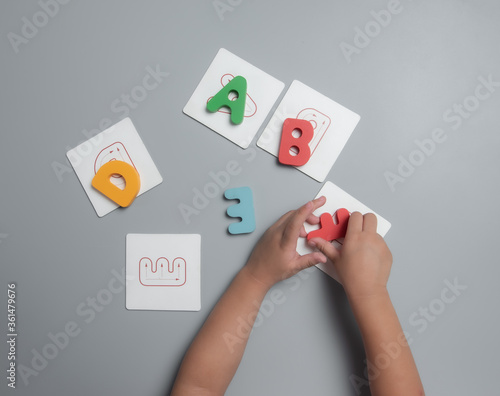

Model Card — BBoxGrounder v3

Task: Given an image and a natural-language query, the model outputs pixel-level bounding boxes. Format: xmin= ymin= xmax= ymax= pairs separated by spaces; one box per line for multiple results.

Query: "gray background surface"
xmin=1 ymin=1 xmax=499 ymax=395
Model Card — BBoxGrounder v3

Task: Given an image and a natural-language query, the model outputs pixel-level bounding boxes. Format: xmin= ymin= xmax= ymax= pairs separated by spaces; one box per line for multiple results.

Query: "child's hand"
xmin=308 ymin=212 xmax=393 ymax=301
xmin=244 ymin=197 xmax=328 ymax=289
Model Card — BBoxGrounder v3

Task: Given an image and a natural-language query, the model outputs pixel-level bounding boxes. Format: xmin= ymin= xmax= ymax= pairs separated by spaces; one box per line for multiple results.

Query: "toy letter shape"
xmin=278 ymin=118 xmax=314 ymax=166
xmin=91 ymin=160 xmax=140 ymax=207
xmin=307 ymin=208 xmax=350 ymax=242
xmin=207 ymin=75 xmax=247 ymax=124
xmin=224 ymin=187 xmax=256 ymax=234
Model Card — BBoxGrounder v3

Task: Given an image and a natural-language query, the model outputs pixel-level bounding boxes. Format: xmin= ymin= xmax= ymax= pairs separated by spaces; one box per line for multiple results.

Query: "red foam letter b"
xmin=278 ymin=118 xmax=314 ymax=166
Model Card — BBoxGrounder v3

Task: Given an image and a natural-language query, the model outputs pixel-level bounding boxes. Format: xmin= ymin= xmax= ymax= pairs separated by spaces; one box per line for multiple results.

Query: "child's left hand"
xmin=244 ymin=196 xmax=328 ymax=289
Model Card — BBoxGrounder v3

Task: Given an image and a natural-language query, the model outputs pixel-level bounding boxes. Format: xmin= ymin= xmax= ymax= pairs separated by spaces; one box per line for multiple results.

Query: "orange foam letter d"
xmin=91 ymin=160 xmax=140 ymax=207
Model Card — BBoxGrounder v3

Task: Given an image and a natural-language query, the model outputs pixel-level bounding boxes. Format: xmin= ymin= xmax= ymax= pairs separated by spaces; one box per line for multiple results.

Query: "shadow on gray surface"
xmin=319 ymin=273 xmax=372 ymax=396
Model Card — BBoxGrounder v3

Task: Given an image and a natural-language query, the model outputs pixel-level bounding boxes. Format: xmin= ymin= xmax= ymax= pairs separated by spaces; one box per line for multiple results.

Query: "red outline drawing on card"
xmin=207 ymin=73 xmax=258 ymax=118
xmin=139 ymin=257 xmax=187 ymax=287
xmin=94 ymin=142 xmax=137 ymax=188
xmin=290 ymin=108 xmax=332 ymax=156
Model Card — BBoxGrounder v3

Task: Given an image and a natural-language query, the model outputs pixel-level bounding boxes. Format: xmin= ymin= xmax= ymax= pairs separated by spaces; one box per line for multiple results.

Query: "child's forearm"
xmin=348 ymin=291 xmax=425 ymax=396
xmin=171 ymin=198 xmax=328 ymax=395
xmin=171 ymin=266 xmax=270 ymax=396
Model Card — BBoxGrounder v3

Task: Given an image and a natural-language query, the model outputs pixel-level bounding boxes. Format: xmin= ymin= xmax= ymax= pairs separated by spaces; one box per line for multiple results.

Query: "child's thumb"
xmin=308 ymin=238 xmax=340 ymax=262
xmin=296 ymin=251 xmax=327 ymax=272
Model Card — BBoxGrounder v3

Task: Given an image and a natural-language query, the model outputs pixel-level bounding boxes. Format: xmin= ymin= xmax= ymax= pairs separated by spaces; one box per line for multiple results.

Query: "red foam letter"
xmin=278 ymin=118 xmax=314 ymax=166
xmin=307 ymin=208 xmax=350 ymax=242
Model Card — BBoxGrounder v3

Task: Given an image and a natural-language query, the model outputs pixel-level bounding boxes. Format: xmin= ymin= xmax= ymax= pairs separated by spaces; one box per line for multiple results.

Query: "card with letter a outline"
xmin=183 ymin=48 xmax=285 ymax=149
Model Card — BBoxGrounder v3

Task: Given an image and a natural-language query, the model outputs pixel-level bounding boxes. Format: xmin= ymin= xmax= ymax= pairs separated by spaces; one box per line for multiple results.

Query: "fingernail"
xmin=308 ymin=240 xmax=316 ymax=247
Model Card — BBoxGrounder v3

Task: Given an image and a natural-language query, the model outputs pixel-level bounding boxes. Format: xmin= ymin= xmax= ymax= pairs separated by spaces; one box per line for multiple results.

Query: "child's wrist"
xmin=240 ymin=265 xmax=273 ymax=293
xmin=346 ymin=287 xmax=391 ymax=311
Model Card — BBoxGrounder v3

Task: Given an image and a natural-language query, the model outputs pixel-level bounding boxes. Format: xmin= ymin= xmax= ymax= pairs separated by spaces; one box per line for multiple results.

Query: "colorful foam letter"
xmin=278 ymin=118 xmax=314 ymax=166
xmin=307 ymin=208 xmax=350 ymax=242
xmin=207 ymin=75 xmax=247 ymax=124
xmin=91 ymin=160 xmax=140 ymax=207
xmin=224 ymin=186 xmax=256 ymax=234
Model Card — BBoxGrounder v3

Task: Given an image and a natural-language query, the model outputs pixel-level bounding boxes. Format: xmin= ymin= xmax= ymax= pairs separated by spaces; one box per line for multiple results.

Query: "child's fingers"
xmin=299 ymin=210 xmax=322 ymax=238
xmin=306 ymin=213 xmax=320 ymax=225
xmin=308 ymin=237 xmax=340 ymax=262
xmin=296 ymin=251 xmax=327 ymax=271
xmin=362 ymin=213 xmax=378 ymax=232
xmin=283 ymin=197 xmax=326 ymax=246
xmin=299 ymin=225 xmax=307 ymax=238
xmin=345 ymin=211 xmax=363 ymax=238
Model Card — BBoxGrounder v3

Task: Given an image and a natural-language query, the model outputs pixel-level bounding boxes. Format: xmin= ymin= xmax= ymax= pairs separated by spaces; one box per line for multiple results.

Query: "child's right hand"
xmin=308 ymin=212 xmax=393 ymax=302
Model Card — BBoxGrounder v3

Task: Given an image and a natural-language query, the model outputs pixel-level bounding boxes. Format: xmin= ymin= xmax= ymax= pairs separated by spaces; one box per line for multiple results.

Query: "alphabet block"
xmin=91 ymin=160 xmax=140 ymax=207
xmin=224 ymin=187 xmax=256 ymax=234
xmin=207 ymin=75 xmax=247 ymax=124
xmin=307 ymin=208 xmax=350 ymax=242
xmin=278 ymin=118 xmax=314 ymax=166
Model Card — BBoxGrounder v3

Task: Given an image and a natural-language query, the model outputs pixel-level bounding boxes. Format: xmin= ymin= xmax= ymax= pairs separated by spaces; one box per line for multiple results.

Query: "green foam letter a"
xmin=207 ymin=75 xmax=247 ymax=124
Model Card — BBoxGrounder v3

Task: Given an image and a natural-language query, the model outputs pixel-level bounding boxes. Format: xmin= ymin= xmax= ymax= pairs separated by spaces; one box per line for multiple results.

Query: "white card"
xmin=126 ymin=234 xmax=201 ymax=311
xmin=257 ymin=80 xmax=361 ymax=182
xmin=297 ymin=182 xmax=391 ymax=282
xmin=67 ymin=118 xmax=163 ymax=217
xmin=183 ymin=48 xmax=285 ymax=149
